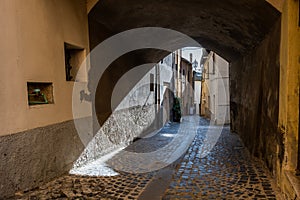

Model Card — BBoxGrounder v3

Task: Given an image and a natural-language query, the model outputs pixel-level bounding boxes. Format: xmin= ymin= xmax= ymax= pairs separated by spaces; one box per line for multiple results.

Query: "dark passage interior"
xmin=88 ymin=0 xmax=282 ymax=175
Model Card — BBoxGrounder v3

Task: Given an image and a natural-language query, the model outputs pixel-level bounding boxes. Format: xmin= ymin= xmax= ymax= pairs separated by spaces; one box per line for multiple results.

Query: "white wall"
xmin=114 ymin=54 xmax=174 ymax=123
xmin=194 ymin=81 xmax=201 ymax=114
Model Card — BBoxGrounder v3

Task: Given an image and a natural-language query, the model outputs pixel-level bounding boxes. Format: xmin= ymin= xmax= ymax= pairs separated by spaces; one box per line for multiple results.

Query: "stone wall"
xmin=73 ymin=105 xmax=157 ymax=169
xmin=0 ymin=103 xmax=159 ymax=198
xmin=0 ymin=120 xmax=84 ymax=198
xmin=230 ymin=19 xmax=282 ymax=176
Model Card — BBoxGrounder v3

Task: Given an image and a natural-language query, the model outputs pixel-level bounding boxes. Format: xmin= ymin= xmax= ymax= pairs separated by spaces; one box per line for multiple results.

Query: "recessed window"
xmin=27 ymin=82 xmax=54 ymax=106
xmin=64 ymin=43 xmax=85 ymax=81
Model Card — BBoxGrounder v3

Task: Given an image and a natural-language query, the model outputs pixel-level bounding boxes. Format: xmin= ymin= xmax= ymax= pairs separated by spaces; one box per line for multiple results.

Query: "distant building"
xmin=193 ymin=71 xmax=202 ymax=115
xmin=116 ymin=53 xmax=175 ymax=130
xmin=164 ymin=50 xmax=195 ymax=116
xmin=201 ymin=52 xmax=230 ymax=125
xmin=180 ymin=57 xmax=194 ymax=115
xmin=157 ymin=53 xmax=175 ymax=123
xmin=193 ymin=48 xmax=208 ymax=115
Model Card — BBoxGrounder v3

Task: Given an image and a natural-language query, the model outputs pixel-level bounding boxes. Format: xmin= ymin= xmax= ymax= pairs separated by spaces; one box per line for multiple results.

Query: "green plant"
xmin=172 ymin=97 xmax=181 ymax=122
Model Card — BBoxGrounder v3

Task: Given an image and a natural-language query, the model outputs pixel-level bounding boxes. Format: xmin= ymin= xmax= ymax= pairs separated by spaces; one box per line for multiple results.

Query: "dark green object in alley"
xmin=172 ymin=97 xmax=181 ymax=122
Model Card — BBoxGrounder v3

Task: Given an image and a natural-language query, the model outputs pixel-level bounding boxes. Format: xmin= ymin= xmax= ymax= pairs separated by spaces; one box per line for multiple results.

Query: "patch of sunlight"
xmin=69 ymin=147 xmax=124 ymax=177
xmin=161 ymin=133 xmax=175 ymax=138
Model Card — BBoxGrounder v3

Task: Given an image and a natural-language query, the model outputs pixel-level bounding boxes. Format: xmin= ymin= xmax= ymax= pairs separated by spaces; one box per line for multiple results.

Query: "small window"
xmin=27 ymin=82 xmax=54 ymax=106
xmin=64 ymin=43 xmax=85 ymax=81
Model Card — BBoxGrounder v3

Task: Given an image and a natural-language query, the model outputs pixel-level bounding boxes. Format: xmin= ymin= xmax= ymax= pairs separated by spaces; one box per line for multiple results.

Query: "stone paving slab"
xmin=12 ymin=116 xmax=282 ymax=199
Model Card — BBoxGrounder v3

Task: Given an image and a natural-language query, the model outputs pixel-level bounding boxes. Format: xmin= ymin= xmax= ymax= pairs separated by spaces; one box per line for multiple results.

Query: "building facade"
xmin=201 ymin=52 xmax=230 ymax=125
xmin=193 ymin=71 xmax=202 ymax=115
xmin=173 ymin=50 xmax=194 ymax=116
xmin=0 ymin=0 xmax=90 ymax=197
xmin=0 ymin=0 xmax=299 ymax=198
xmin=180 ymin=58 xmax=194 ymax=115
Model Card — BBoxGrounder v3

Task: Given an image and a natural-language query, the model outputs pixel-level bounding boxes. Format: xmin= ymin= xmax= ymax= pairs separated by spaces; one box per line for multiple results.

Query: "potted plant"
xmin=172 ymin=97 xmax=182 ymax=122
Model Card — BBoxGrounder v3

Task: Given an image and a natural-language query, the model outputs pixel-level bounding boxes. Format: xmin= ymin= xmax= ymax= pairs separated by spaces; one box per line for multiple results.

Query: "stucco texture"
xmin=230 ymin=19 xmax=282 ymax=175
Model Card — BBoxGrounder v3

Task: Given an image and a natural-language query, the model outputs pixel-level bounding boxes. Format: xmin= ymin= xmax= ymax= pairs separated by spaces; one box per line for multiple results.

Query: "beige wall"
xmin=279 ymin=0 xmax=300 ymax=174
xmin=200 ymin=53 xmax=212 ymax=118
xmin=270 ymin=0 xmax=300 ymax=198
xmin=265 ymin=0 xmax=285 ymax=12
xmin=201 ymin=52 xmax=230 ymax=124
xmin=0 ymin=0 xmax=89 ymax=136
xmin=86 ymin=0 xmax=99 ymax=13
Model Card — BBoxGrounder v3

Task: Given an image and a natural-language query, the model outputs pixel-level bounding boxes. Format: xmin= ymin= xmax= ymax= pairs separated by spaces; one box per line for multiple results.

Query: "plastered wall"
xmin=0 ymin=0 xmax=89 ymax=197
xmin=0 ymin=0 xmax=89 ymax=136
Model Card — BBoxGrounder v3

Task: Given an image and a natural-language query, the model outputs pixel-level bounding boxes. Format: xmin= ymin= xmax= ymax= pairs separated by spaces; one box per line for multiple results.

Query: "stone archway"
xmin=85 ymin=0 xmax=290 ymax=193
xmin=83 ymin=0 xmax=299 ymax=197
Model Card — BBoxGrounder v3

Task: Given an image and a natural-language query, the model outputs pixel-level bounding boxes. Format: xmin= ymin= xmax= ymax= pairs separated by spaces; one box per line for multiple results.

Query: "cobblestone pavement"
xmin=162 ymin=118 xmax=281 ymax=200
xmin=12 ymin=118 xmax=187 ymax=200
xmin=14 ymin=173 xmax=153 ymax=200
xmin=13 ymin=116 xmax=281 ymax=199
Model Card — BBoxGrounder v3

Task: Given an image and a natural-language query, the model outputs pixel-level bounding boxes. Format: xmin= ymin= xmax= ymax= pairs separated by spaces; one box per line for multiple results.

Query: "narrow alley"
xmin=1 ymin=0 xmax=299 ymax=199
xmin=14 ymin=116 xmax=281 ymax=200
